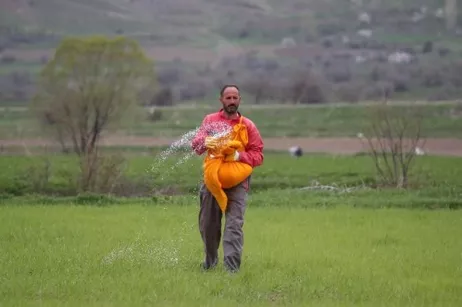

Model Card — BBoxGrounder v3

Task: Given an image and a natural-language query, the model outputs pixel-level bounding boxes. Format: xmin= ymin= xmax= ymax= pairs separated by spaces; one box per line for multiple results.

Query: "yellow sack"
xmin=203 ymin=117 xmax=253 ymax=213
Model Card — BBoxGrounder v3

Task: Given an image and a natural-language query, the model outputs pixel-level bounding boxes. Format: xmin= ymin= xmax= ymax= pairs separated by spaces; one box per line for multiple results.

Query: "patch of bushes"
xmin=150 ymin=46 xmax=462 ymax=105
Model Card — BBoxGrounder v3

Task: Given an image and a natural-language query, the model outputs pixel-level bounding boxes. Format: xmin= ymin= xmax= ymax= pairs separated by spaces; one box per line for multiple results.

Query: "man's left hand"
xmin=224 ymin=150 xmax=240 ymax=162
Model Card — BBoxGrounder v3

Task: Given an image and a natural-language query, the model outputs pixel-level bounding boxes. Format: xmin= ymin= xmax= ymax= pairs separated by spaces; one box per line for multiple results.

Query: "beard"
xmin=224 ymin=104 xmax=238 ymax=114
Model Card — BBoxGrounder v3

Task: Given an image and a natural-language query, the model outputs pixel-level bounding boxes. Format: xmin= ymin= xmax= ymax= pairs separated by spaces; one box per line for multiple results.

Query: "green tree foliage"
xmin=31 ymin=35 xmax=156 ymax=192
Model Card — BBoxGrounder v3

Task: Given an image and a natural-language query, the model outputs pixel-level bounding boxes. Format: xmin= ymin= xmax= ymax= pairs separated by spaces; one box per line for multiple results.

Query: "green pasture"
xmin=1 ymin=151 xmax=462 ymax=209
xmin=1 ymin=102 xmax=462 ymax=139
xmin=1 ymin=141 xmax=462 ymax=306
xmin=1 ymin=202 xmax=461 ymax=306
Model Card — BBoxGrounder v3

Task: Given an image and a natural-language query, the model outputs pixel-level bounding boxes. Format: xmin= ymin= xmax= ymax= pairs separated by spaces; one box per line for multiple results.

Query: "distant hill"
xmin=0 ymin=0 xmax=457 ymax=49
xmin=2 ymin=0 xmax=462 ymax=105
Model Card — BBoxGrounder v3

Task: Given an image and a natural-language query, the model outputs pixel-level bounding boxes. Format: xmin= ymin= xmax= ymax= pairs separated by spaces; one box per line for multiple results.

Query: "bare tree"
xmin=445 ymin=0 xmax=458 ymax=31
xmin=31 ymin=35 xmax=155 ymax=192
xmin=360 ymin=101 xmax=426 ymax=188
xmin=289 ymin=70 xmax=326 ymax=104
xmin=243 ymin=73 xmax=271 ymax=104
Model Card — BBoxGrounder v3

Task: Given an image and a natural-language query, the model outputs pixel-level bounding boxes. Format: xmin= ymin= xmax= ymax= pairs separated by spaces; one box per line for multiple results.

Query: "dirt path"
xmin=2 ymin=136 xmax=462 ymax=157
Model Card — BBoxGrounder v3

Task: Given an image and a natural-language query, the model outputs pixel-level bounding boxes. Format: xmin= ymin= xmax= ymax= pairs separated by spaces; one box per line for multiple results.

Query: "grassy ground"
xmin=1 ymin=145 xmax=461 ymax=305
xmin=1 ymin=203 xmax=461 ymax=306
xmin=0 ymin=61 xmax=44 ymax=76
xmin=1 ymin=102 xmax=462 ymax=139
xmin=114 ymin=102 xmax=462 ymax=139
xmin=1 ymin=151 xmax=462 ymax=209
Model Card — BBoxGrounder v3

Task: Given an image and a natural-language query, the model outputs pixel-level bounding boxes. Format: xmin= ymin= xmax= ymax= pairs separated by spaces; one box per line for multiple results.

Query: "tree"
xmin=243 ymin=72 xmax=271 ymax=104
xmin=360 ymin=102 xmax=426 ymax=188
xmin=445 ymin=0 xmax=458 ymax=31
xmin=289 ymin=70 xmax=326 ymax=104
xmin=31 ymin=35 xmax=155 ymax=192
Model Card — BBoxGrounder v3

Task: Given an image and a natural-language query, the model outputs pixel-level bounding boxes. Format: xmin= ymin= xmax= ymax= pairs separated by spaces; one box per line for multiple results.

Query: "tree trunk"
xmin=445 ymin=0 xmax=458 ymax=31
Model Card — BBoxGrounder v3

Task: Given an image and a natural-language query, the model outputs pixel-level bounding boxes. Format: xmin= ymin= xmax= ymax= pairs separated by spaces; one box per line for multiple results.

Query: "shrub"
xmin=361 ymin=102 xmax=425 ymax=188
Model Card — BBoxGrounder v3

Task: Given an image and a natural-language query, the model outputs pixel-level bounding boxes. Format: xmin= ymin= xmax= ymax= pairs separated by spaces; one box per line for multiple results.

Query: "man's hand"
xmin=221 ymin=140 xmax=242 ymax=162
xmin=221 ymin=146 xmax=235 ymax=155
xmin=205 ymin=136 xmax=219 ymax=150
xmin=224 ymin=150 xmax=240 ymax=162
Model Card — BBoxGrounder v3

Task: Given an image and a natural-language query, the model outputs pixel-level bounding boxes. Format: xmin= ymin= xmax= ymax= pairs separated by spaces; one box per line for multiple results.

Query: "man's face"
xmin=220 ymin=86 xmax=241 ymax=115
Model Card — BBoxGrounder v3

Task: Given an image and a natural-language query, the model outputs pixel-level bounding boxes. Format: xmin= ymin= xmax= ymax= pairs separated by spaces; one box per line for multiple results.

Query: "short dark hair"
xmin=220 ymin=84 xmax=240 ymax=97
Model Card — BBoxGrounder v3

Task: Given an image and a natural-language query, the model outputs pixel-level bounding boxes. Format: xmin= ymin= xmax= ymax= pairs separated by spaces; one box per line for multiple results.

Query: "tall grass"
xmin=1 ymin=204 xmax=461 ymax=306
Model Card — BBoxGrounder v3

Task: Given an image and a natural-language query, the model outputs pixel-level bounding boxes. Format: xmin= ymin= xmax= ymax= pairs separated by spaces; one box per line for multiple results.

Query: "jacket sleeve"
xmin=239 ymin=122 xmax=264 ymax=168
xmin=191 ymin=116 xmax=209 ymax=155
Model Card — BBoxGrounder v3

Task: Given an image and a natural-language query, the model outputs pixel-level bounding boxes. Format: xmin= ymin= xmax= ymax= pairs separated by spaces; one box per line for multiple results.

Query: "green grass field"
xmin=1 ymin=150 xmax=462 ymax=208
xmin=1 ymin=203 xmax=461 ymax=306
xmin=1 ymin=148 xmax=462 ymax=305
xmin=1 ymin=102 xmax=462 ymax=139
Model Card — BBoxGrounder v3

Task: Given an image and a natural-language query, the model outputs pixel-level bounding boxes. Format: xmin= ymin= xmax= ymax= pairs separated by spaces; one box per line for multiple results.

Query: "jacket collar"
xmin=218 ymin=108 xmax=241 ymax=121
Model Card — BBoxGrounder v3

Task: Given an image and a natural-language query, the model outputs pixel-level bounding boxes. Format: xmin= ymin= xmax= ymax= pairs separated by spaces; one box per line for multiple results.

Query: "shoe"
xmin=224 ymin=264 xmax=239 ymax=274
xmin=200 ymin=259 xmax=217 ymax=271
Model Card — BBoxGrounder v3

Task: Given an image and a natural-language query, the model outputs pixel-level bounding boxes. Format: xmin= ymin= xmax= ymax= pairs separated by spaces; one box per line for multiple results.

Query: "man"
xmin=191 ymin=84 xmax=264 ymax=273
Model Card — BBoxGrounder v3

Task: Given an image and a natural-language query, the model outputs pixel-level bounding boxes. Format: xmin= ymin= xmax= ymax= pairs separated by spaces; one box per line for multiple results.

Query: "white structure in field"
xmin=289 ymin=146 xmax=303 ymax=157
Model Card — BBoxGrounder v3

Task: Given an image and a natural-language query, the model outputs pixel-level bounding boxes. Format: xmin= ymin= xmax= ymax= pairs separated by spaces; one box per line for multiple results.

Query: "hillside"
xmin=2 ymin=0 xmax=462 ymax=106
xmin=0 ymin=0 xmax=455 ymax=49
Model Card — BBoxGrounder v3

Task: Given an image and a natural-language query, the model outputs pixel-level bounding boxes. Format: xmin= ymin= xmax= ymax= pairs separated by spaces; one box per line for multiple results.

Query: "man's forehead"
xmin=222 ymin=87 xmax=239 ymax=96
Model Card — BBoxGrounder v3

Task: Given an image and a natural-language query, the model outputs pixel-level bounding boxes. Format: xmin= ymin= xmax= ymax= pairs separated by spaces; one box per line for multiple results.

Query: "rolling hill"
xmin=2 ymin=0 xmax=462 ymax=105
xmin=0 ymin=0 xmax=455 ymax=49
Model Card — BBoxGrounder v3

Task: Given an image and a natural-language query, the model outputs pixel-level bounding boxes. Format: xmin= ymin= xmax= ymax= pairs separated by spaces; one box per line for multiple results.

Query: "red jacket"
xmin=192 ymin=109 xmax=264 ymax=188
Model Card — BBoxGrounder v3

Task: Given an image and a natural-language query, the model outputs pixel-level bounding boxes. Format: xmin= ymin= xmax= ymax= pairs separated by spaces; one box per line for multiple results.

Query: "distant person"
xmin=191 ymin=84 xmax=264 ymax=273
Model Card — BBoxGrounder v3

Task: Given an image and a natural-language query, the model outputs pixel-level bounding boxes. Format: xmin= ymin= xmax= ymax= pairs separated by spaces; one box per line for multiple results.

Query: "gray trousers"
xmin=198 ymin=180 xmax=248 ymax=271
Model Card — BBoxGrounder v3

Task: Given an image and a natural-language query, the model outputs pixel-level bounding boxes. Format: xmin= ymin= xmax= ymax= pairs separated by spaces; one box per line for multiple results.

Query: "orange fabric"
xmin=203 ymin=117 xmax=253 ymax=213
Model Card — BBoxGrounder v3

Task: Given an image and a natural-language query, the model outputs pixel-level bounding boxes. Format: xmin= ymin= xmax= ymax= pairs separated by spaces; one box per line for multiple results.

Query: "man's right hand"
xmin=205 ymin=136 xmax=219 ymax=150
